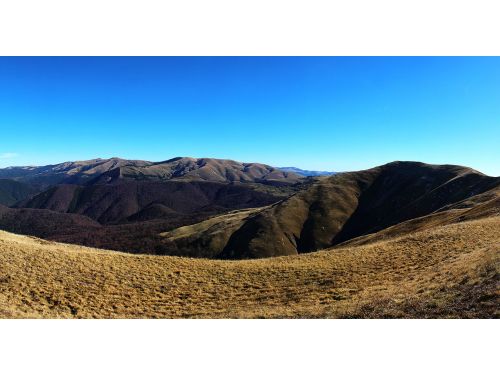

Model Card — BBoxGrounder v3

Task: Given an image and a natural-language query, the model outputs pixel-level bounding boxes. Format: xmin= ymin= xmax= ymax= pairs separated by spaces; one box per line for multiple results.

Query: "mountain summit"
xmin=161 ymin=161 xmax=500 ymax=259
xmin=0 ymin=157 xmax=303 ymax=188
xmin=278 ymin=167 xmax=335 ymax=177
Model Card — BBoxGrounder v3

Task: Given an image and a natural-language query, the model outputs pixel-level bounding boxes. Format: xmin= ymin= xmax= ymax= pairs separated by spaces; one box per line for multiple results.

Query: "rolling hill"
xmin=160 ymin=161 xmax=500 ymax=259
xmin=0 ymin=215 xmax=497 ymax=318
xmin=0 ymin=159 xmax=498 ymax=318
xmin=0 ymin=204 xmax=101 ymax=238
xmin=0 ymin=179 xmax=37 ymax=206
xmin=0 ymin=157 xmax=302 ymax=188
xmin=0 ymin=157 xmax=308 ymax=253
xmin=91 ymin=157 xmax=303 ymax=184
xmin=15 ymin=180 xmax=289 ymax=224
xmin=0 ymin=203 xmax=217 ymax=254
xmin=1 ymin=160 xmax=498 ymax=260
xmin=0 ymin=158 xmax=151 ymax=188
xmin=2 ymin=178 xmax=294 ymax=254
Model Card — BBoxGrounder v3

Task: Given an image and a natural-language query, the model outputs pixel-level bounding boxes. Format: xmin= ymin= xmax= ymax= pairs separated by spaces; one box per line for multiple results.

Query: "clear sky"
xmin=0 ymin=57 xmax=498 ymax=175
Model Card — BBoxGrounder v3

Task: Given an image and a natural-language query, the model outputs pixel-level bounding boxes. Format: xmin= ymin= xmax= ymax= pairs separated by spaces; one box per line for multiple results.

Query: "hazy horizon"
xmin=0 ymin=154 xmax=498 ymax=176
xmin=1 ymin=57 xmax=499 ymax=175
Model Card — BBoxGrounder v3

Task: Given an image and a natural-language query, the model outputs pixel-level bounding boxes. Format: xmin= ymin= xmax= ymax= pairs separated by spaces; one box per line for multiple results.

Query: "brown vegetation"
xmin=0 ymin=216 xmax=498 ymax=318
xmin=15 ymin=180 xmax=287 ymax=224
xmin=0 ymin=179 xmax=37 ymax=206
xmin=2 ymin=178 xmax=303 ymax=254
xmin=0 ymin=156 xmax=302 ymax=188
xmin=162 ymin=161 xmax=500 ymax=259
xmin=3 ymin=161 xmax=498 ymax=260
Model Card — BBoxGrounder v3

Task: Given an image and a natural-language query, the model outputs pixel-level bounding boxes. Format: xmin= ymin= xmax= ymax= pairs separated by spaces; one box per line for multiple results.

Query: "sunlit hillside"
xmin=1 ymin=216 xmax=498 ymax=318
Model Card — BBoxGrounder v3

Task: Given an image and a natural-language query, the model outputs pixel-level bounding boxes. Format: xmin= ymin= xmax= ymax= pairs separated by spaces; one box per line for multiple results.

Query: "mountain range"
xmin=0 ymin=157 xmax=302 ymax=189
xmin=0 ymin=157 xmax=498 ymax=259
xmin=0 ymin=179 xmax=37 ymax=206
xmin=0 ymin=157 xmax=308 ymax=252
xmin=160 ymin=161 xmax=500 ymax=258
xmin=0 ymin=156 xmax=498 ymax=318
xmin=278 ymin=167 xmax=336 ymax=177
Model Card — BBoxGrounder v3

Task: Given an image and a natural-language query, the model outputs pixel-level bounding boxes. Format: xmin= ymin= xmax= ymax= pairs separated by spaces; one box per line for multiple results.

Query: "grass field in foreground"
xmin=0 ymin=217 xmax=498 ymax=318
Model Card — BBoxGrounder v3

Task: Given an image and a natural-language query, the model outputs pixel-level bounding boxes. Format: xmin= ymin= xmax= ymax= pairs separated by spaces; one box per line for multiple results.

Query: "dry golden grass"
xmin=160 ymin=208 xmax=261 ymax=240
xmin=159 ymin=208 xmax=263 ymax=257
xmin=0 ymin=217 xmax=498 ymax=318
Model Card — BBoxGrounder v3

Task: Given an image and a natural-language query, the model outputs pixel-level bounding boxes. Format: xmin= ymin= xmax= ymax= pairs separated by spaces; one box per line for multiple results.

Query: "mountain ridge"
xmin=0 ymin=157 xmax=303 ymax=188
xmin=160 ymin=161 xmax=500 ymax=259
xmin=14 ymin=180 xmax=288 ymax=224
xmin=0 ymin=179 xmax=38 ymax=206
xmin=0 ymin=159 xmax=498 ymax=260
xmin=278 ymin=167 xmax=336 ymax=177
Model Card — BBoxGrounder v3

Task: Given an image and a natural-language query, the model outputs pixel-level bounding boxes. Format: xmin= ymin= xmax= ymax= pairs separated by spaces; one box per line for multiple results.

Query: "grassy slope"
xmin=159 ymin=208 xmax=263 ymax=258
xmin=159 ymin=162 xmax=500 ymax=259
xmin=1 ymin=216 xmax=498 ymax=318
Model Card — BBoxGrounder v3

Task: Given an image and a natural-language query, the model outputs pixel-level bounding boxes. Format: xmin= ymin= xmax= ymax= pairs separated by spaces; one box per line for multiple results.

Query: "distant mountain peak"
xmin=0 ymin=157 xmax=304 ymax=189
xmin=278 ymin=167 xmax=336 ymax=177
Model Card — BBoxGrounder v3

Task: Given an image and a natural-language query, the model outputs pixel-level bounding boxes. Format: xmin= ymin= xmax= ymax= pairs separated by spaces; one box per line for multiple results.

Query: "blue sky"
xmin=0 ymin=57 xmax=498 ymax=175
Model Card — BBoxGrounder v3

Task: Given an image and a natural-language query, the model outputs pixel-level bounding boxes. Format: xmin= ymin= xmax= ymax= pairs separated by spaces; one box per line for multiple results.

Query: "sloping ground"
xmin=0 ymin=157 xmax=302 ymax=188
xmin=338 ymin=189 xmax=500 ymax=248
xmin=0 ymin=217 xmax=498 ymax=318
xmin=0 ymin=205 xmax=101 ymax=238
xmin=93 ymin=157 xmax=302 ymax=184
xmin=161 ymin=162 xmax=500 ymax=259
xmin=160 ymin=208 xmax=263 ymax=257
xmin=1 ymin=180 xmax=305 ymax=255
xmin=0 ymin=204 xmax=211 ymax=254
xmin=15 ymin=180 xmax=286 ymax=224
xmin=0 ymin=158 xmax=151 ymax=188
xmin=0 ymin=179 xmax=37 ymax=206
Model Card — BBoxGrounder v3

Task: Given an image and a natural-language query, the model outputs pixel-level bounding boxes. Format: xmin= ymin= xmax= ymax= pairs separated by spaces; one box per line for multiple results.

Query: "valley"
xmin=0 ymin=157 xmax=498 ymax=318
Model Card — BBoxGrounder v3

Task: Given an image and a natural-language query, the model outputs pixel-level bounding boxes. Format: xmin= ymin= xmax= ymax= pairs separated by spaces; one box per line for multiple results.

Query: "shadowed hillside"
xmin=0 ymin=179 xmax=37 ymax=206
xmin=1 ymin=178 xmax=295 ymax=254
xmin=2 ymin=160 xmax=499 ymax=259
xmin=0 ymin=204 xmax=101 ymax=237
xmin=0 ymin=204 xmax=217 ymax=254
xmin=15 ymin=180 xmax=288 ymax=224
xmin=0 ymin=157 xmax=309 ymax=253
xmin=1 ymin=159 xmax=498 ymax=319
xmin=161 ymin=162 xmax=500 ymax=259
xmin=2 ymin=175 xmax=308 ymax=254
